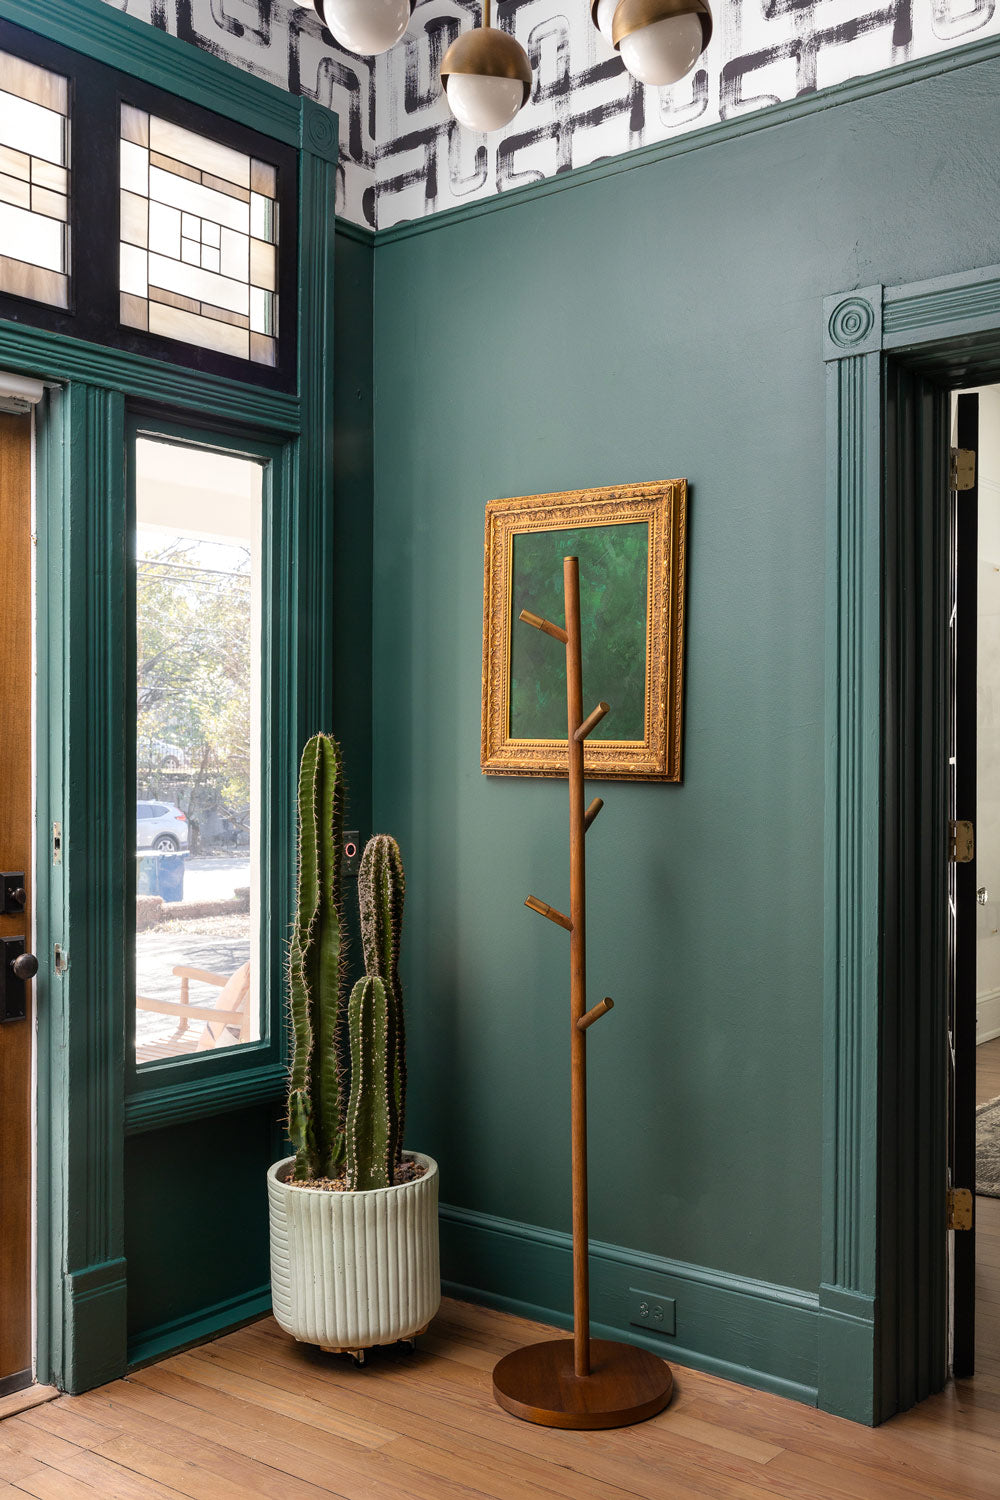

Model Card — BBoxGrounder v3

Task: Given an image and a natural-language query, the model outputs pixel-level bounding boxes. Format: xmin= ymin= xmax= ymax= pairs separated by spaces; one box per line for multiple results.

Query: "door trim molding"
xmin=13 ymin=2 xmax=339 ymax=1396
xmin=824 ymin=267 xmax=1000 ymax=1422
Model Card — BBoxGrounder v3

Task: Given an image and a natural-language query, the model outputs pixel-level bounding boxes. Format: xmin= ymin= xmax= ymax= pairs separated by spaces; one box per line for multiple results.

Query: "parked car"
xmin=136 ymin=800 xmax=189 ymax=851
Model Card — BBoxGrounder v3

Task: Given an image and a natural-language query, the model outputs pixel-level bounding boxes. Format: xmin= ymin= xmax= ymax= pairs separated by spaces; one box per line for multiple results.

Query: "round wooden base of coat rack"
xmin=492 ymin=1337 xmax=674 ymax=1430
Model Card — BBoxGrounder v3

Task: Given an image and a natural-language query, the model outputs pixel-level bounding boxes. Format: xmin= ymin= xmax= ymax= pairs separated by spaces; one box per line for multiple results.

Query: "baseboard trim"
xmin=62 ymin=1258 xmax=128 ymax=1394
xmin=439 ymin=1203 xmax=819 ymax=1406
xmin=127 ymin=1282 xmax=272 ymax=1370
xmin=977 ymin=987 xmax=1000 ymax=1045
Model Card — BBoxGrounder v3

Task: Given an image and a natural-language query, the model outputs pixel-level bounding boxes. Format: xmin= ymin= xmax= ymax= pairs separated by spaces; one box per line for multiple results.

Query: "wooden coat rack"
xmin=492 ymin=555 xmax=675 ymax=1430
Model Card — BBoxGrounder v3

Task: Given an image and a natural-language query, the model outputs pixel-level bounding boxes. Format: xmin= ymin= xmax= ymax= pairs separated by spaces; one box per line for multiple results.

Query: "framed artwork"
xmin=481 ymin=481 xmax=687 ymax=781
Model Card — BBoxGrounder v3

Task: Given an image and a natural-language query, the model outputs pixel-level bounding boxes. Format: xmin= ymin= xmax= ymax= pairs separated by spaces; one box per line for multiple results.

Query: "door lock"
xmin=1 ymin=937 xmax=36 ymax=1023
xmin=0 ymin=872 xmax=26 ymax=914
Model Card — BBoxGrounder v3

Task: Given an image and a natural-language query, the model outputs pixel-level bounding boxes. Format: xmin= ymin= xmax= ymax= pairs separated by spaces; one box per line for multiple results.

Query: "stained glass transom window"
xmin=0 ymin=50 xmax=70 ymax=310
xmin=119 ymin=106 xmax=278 ymax=367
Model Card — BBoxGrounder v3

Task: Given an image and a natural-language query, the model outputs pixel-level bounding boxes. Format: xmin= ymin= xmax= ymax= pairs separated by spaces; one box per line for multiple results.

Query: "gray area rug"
xmin=977 ymin=1096 xmax=1000 ymax=1198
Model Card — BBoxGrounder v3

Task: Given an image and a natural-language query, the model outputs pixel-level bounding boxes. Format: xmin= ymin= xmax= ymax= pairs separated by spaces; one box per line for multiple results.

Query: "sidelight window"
xmin=133 ymin=437 xmax=263 ymax=1064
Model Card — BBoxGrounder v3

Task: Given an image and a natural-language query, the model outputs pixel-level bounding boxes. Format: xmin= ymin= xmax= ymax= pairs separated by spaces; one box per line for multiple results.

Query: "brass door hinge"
xmin=950 ymin=448 xmax=976 ymax=491
xmin=947 ymin=1187 xmax=973 ymax=1231
xmin=949 ymin=820 xmax=974 ymax=863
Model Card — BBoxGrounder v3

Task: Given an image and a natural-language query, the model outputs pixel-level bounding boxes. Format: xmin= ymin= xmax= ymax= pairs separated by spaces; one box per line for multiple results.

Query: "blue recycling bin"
xmin=136 ymin=850 xmax=188 ymax=903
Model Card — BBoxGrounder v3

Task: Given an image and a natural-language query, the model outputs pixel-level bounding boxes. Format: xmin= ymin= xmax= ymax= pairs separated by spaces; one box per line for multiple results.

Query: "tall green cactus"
xmin=358 ymin=835 xmax=407 ymax=1164
xmin=345 ymin=976 xmax=396 ymax=1190
xmin=287 ymin=733 xmax=347 ymax=1181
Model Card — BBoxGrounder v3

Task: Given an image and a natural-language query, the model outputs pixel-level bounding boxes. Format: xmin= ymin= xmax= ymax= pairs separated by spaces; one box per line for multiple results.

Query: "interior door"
xmin=951 ymin=391 xmax=979 ymax=1379
xmin=0 ymin=411 xmax=35 ymax=1396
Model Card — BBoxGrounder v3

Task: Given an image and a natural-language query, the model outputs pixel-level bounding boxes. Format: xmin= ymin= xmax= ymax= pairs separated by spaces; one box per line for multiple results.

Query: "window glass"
xmin=0 ymin=49 xmax=69 ymax=309
xmin=119 ymin=105 xmax=278 ymax=366
xmin=134 ymin=438 xmax=263 ymax=1064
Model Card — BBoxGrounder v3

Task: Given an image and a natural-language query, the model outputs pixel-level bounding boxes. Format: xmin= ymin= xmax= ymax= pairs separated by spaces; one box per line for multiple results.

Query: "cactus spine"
xmin=358 ymin=835 xmax=407 ymax=1165
xmin=287 ymin=733 xmax=347 ymax=1182
xmin=345 ymin=976 xmax=396 ymax=1190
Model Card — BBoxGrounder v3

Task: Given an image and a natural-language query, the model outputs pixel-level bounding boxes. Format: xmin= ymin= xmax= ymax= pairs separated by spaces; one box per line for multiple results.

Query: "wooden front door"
xmin=0 ymin=412 xmax=34 ymax=1395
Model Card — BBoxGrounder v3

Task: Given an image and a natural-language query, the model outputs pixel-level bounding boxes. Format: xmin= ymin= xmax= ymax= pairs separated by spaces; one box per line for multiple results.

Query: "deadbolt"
xmin=0 ymin=872 xmax=26 ymax=914
xmin=978 ymin=886 xmax=989 ymax=906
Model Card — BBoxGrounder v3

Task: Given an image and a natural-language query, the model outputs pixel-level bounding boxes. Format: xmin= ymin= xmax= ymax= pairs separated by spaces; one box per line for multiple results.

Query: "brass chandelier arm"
xmin=610 ymin=0 xmax=712 ymax=49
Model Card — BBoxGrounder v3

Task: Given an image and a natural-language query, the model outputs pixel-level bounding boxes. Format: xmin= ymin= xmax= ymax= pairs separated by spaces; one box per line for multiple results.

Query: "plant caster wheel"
xmin=397 ymin=1322 xmax=430 ymax=1355
xmin=319 ymin=1344 xmax=368 ymax=1368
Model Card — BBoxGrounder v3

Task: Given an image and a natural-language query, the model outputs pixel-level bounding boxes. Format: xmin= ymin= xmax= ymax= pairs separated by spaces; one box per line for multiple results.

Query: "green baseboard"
xmin=439 ymin=1203 xmax=820 ymax=1406
xmin=62 ymin=1258 xmax=128 ymax=1394
xmin=127 ymin=1282 xmax=272 ymax=1370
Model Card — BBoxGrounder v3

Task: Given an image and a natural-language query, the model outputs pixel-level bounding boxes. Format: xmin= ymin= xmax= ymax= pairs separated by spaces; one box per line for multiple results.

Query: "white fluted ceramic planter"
xmin=267 ymin=1152 xmax=440 ymax=1353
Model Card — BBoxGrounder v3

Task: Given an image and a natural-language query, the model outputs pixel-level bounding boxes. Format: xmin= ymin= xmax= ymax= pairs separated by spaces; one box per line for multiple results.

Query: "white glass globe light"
xmin=617 ymin=11 xmax=704 ymax=85
xmin=445 ymin=74 xmax=525 ymax=132
xmin=315 ymin=0 xmax=411 ymax=56
xmin=441 ymin=27 xmax=532 ymax=134
xmin=592 ymin=0 xmax=619 ymax=45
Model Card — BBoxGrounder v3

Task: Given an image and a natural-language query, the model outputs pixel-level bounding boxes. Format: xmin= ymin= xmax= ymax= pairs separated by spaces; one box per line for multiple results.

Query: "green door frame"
xmin=823 ymin=268 xmax=1000 ymax=1422
xmin=0 ymin=0 xmax=339 ymax=1393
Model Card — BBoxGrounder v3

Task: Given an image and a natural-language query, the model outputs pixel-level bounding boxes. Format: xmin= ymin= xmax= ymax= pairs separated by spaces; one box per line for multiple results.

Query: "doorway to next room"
xmin=972 ymin=384 xmax=1000 ymax=1381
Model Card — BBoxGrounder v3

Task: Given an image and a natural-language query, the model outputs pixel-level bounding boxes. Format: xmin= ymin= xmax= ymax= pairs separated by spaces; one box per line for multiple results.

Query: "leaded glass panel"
xmin=0 ymin=50 xmax=70 ymax=310
xmin=119 ymin=105 xmax=279 ymax=367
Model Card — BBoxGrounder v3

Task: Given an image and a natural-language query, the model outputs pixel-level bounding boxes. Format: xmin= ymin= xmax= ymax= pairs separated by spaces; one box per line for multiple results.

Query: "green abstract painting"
xmin=509 ymin=523 xmax=649 ymax=741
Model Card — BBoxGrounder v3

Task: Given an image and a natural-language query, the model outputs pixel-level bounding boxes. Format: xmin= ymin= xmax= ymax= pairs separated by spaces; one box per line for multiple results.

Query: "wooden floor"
xmin=0 ymin=1298 xmax=999 ymax=1500
xmin=978 ymin=1036 xmax=1000 ymax=1377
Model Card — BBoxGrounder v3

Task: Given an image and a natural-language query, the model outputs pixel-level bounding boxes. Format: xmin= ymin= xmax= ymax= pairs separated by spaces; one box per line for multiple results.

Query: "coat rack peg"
xmin=519 ymin=608 xmax=569 ymax=644
xmin=574 ymin=702 xmax=610 ymax=742
xmin=577 ymin=997 xmax=614 ymax=1031
xmin=524 ymin=894 xmax=573 ymax=931
xmin=495 ymin=555 xmax=674 ymax=1429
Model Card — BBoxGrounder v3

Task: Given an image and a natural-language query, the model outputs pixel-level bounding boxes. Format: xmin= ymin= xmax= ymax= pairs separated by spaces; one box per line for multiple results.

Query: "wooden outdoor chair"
xmin=136 ymin=961 xmax=251 ymax=1063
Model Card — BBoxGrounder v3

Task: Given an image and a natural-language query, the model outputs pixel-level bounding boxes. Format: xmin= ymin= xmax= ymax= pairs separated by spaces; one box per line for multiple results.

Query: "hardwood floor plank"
xmin=0 ymin=1418 xmax=189 ymax=1500
xmin=127 ymin=1367 xmax=495 ymax=1500
xmin=0 ymin=1392 xmax=58 ymax=1424
xmin=12 ymin=1471 xmax=104 ymax=1500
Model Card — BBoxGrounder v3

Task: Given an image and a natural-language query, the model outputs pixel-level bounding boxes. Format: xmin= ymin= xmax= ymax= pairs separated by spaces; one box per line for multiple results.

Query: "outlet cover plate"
xmin=629 ymin=1287 xmax=676 ymax=1337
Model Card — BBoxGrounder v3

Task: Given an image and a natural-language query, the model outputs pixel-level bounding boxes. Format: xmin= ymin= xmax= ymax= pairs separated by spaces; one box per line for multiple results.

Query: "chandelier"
xmin=293 ymin=0 xmax=712 ymax=133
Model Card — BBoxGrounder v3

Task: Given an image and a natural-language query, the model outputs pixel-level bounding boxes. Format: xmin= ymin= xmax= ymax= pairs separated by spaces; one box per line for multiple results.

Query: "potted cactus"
xmin=267 ymin=732 xmax=440 ymax=1363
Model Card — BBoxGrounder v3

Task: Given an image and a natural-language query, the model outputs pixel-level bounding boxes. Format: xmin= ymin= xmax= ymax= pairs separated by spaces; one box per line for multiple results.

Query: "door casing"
xmin=823 ymin=272 xmax=1000 ymax=1423
xmin=0 ymin=0 xmax=340 ymax=1395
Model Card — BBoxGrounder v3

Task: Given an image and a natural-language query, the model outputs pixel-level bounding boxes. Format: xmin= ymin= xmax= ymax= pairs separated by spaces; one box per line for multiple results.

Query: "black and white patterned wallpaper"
xmin=102 ymin=0 xmax=378 ymax=225
xmin=104 ymin=1 xmax=999 ymax=230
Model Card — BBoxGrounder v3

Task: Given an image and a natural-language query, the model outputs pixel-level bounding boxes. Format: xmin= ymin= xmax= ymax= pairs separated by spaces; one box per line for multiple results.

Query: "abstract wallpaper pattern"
xmin=104 ymin=1 xmax=1000 ymax=229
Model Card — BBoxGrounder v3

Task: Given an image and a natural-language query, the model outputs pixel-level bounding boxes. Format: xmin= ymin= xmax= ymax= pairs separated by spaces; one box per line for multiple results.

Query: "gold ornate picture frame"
xmin=481 ymin=481 xmax=686 ymax=781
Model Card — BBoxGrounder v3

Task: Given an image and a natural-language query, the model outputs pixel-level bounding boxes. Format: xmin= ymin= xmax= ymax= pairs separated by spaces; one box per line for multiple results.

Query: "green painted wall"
xmin=372 ymin=55 xmax=1000 ymax=1302
xmin=124 ymin=225 xmax=374 ymax=1355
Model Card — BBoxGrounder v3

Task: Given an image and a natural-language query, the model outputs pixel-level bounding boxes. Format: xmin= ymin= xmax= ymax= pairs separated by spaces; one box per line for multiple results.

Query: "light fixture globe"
xmin=611 ymin=0 xmax=711 ymax=87
xmin=590 ymin=0 xmax=620 ymax=46
xmin=441 ymin=26 xmax=532 ymax=133
xmin=314 ymin=0 xmax=413 ymax=56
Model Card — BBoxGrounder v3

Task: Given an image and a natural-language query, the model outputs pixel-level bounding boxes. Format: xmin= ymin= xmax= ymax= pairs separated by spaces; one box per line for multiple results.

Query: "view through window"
xmin=134 ymin=438 xmax=262 ymax=1063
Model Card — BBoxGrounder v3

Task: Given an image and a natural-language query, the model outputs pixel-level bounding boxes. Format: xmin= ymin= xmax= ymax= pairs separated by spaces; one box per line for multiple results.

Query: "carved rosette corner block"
xmin=823 ymin=286 xmax=883 ymax=361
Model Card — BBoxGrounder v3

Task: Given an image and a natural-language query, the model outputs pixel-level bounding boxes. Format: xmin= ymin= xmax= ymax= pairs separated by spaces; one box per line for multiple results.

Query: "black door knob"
xmin=11 ymin=952 xmax=38 ymax=981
